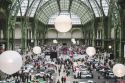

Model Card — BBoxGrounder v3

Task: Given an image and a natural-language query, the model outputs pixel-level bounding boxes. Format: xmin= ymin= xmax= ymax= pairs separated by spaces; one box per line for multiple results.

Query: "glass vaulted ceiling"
xmin=48 ymin=12 xmax=81 ymax=24
xmin=15 ymin=0 xmax=110 ymax=24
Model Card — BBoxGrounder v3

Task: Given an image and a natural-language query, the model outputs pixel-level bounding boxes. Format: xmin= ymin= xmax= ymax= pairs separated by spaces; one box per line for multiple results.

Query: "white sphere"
xmin=113 ymin=64 xmax=125 ymax=77
xmin=108 ymin=45 xmax=112 ymax=49
xmin=72 ymin=40 xmax=76 ymax=44
xmin=0 ymin=51 xmax=22 ymax=75
xmin=86 ymin=47 xmax=96 ymax=56
xmin=33 ymin=46 xmax=41 ymax=54
xmin=54 ymin=15 xmax=72 ymax=32
xmin=71 ymin=38 xmax=75 ymax=42
xmin=53 ymin=39 xmax=58 ymax=44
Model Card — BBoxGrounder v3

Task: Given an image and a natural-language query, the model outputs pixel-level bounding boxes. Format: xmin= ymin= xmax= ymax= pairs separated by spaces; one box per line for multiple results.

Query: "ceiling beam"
xmin=95 ymin=0 xmax=105 ymax=16
xmin=68 ymin=0 xmax=73 ymax=12
xmin=87 ymin=0 xmax=96 ymax=18
xmin=34 ymin=0 xmax=44 ymax=18
xmin=56 ymin=0 xmax=61 ymax=13
xmin=39 ymin=10 xmax=49 ymax=19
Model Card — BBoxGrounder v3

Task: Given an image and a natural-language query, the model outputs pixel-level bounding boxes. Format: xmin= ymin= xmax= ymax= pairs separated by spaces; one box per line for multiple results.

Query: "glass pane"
xmin=60 ymin=0 xmax=69 ymax=11
xmin=48 ymin=12 xmax=81 ymax=25
xmin=17 ymin=0 xmax=28 ymax=16
xmin=90 ymin=0 xmax=101 ymax=17
xmin=102 ymin=0 xmax=109 ymax=16
xmin=29 ymin=0 xmax=40 ymax=17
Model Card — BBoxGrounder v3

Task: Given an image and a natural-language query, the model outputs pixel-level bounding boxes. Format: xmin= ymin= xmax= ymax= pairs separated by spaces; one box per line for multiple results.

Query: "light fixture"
xmin=86 ymin=47 xmax=96 ymax=56
xmin=0 ymin=51 xmax=22 ymax=75
xmin=108 ymin=45 xmax=112 ymax=49
xmin=54 ymin=15 xmax=72 ymax=32
xmin=31 ymin=40 xmax=34 ymax=43
xmin=113 ymin=64 xmax=125 ymax=77
xmin=33 ymin=46 xmax=41 ymax=54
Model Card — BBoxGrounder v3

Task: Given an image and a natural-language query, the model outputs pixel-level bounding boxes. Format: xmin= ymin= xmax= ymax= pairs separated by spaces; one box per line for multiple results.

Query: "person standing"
xmin=61 ymin=76 xmax=64 ymax=83
xmin=80 ymin=72 xmax=81 ymax=79
xmin=26 ymin=73 xmax=29 ymax=83
xmin=15 ymin=78 xmax=20 ymax=83
xmin=58 ymin=69 xmax=61 ymax=76
xmin=29 ymin=73 xmax=32 ymax=81
xmin=57 ymin=79 xmax=60 ymax=83
xmin=63 ymin=76 xmax=66 ymax=83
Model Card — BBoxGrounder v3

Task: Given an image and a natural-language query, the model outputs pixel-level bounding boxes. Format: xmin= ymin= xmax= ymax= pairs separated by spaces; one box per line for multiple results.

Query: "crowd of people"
xmin=1 ymin=44 xmax=116 ymax=83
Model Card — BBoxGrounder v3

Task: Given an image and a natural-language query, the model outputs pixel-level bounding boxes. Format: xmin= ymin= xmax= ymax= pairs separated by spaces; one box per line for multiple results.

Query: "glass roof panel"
xmin=60 ymin=0 xmax=70 ymax=11
xmin=81 ymin=0 xmax=109 ymax=17
xmin=17 ymin=0 xmax=28 ymax=16
xmin=29 ymin=0 xmax=40 ymax=17
xmin=96 ymin=0 xmax=101 ymax=5
xmin=41 ymin=3 xmax=58 ymax=17
xmin=81 ymin=0 xmax=90 ymax=7
xmin=70 ymin=1 xmax=79 ymax=14
xmin=81 ymin=12 xmax=91 ymax=23
xmin=17 ymin=0 xmax=50 ymax=17
xmin=29 ymin=0 xmax=34 ymax=6
xmin=60 ymin=11 xmax=70 ymax=16
xmin=89 ymin=0 xmax=101 ymax=17
xmin=102 ymin=0 xmax=109 ymax=16
xmin=16 ymin=0 xmax=110 ymax=19
xmin=71 ymin=13 xmax=81 ymax=24
xmin=15 ymin=0 xmax=101 ymax=24
xmin=36 ymin=1 xmax=59 ymax=24
xmin=48 ymin=12 xmax=81 ymax=25
xmin=38 ymin=12 xmax=48 ymax=24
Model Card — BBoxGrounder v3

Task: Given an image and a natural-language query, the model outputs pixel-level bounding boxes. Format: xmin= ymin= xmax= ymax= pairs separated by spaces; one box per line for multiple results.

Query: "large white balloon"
xmin=0 ymin=51 xmax=22 ymax=75
xmin=86 ymin=47 xmax=96 ymax=56
xmin=33 ymin=46 xmax=41 ymax=54
xmin=71 ymin=38 xmax=76 ymax=44
xmin=54 ymin=15 xmax=72 ymax=32
xmin=72 ymin=40 xmax=76 ymax=44
xmin=53 ymin=39 xmax=58 ymax=44
xmin=113 ymin=64 xmax=125 ymax=77
xmin=71 ymin=38 xmax=75 ymax=42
